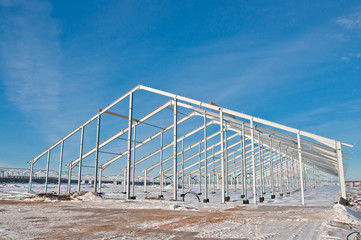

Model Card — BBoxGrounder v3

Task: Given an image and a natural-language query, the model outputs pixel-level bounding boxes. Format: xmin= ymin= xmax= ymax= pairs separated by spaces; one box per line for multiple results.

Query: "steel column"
xmin=144 ymin=170 xmax=147 ymax=192
xmin=98 ymin=169 xmax=103 ymax=192
xmin=182 ymin=139 xmax=185 ymax=195
xmin=44 ymin=150 xmax=51 ymax=193
xmin=276 ymin=149 xmax=280 ymax=193
xmin=58 ymin=140 xmax=64 ymax=194
xmin=94 ymin=115 xmax=101 ymax=193
xmin=131 ymin=126 xmax=137 ymax=197
xmin=242 ymin=124 xmax=247 ymax=199
xmin=67 ymin=165 xmax=72 ymax=193
xmin=212 ymin=146 xmax=216 ymax=193
xmin=77 ymin=126 xmax=84 ymax=192
xmin=220 ymin=110 xmax=226 ymax=203
xmin=279 ymin=144 xmax=284 ymax=194
xmin=336 ymin=141 xmax=346 ymax=199
xmin=297 ymin=132 xmax=305 ymax=205
xmin=160 ymin=132 xmax=164 ymax=194
xmin=28 ymin=163 xmax=34 ymax=193
xmin=270 ymin=139 xmax=274 ymax=195
xmin=257 ymin=133 xmax=262 ymax=196
xmin=259 ymin=139 xmax=264 ymax=197
xmin=123 ymin=168 xmax=127 ymax=193
xmin=198 ymin=143 xmax=202 ymax=194
xmin=204 ymin=112 xmax=208 ymax=201
xmin=285 ymin=150 xmax=290 ymax=192
xmin=250 ymin=119 xmax=257 ymax=205
xmin=173 ymin=98 xmax=178 ymax=200
xmin=240 ymin=134 xmax=245 ymax=196
xmin=126 ymin=93 xmax=134 ymax=200
xmin=233 ymin=153 xmax=236 ymax=191
xmin=224 ymin=127 xmax=229 ymax=198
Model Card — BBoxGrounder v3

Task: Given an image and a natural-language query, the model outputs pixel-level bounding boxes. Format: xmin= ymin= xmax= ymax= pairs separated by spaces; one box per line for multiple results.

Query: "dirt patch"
xmin=0 ymin=199 xmax=356 ymax=239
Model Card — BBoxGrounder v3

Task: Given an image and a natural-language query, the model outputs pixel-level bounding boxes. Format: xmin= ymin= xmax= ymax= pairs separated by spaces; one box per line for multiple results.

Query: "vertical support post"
xmin=257 ymin=132 xmax=262 ymax=196
xmin=77 ymin=126 xmax=84 ymax=192
xmin=275 ymin=149 xmax=279 ymax=193
xmin=270 ymin=139 xmax=274 ymax=196
xmin=336 ymin=141 xmax=347 ymax=199
xmin=250 ymin=118 xmax=257 ymax=205
xmin=160 ymin=132 xmax=164 ymax=194
xmin=212 ymin=146 xmax=216 ymax=193
xmin=242 ymin=124 xmax=247 ymax=199
xmin=144 ymin=170 xmax=147 ymax=192
xmin=240 ymin=133 xmax=245 ymax=196
xmin=123 ymin=168 xmax=127 ymax=193
xmin=67 ymin=165 xmax=72 ymax=193
xmin=291 ymin=154 xmax=295 ymax=191
xmin=220 ymin=110 xmax=226 ymax=203
xmin=204 ymin=112 xmax=208 ymax=201
xmin=303 ymin=165 xmax=307 ymax=189
xmin=126 ymin=93 xmax=134 ymax=200
xmin=98 ymin=169 xmax=103 ymax=192
xmin=296 ymin=157 xmax=300 ymax=189
xmin=224 ymin=127 xmax=229 ymax=199
xmin=293 ymin=154 xmax=297 ymax=190
xmin=173 ymin=98 xmax=178 ymax=200
xmin=286 ymin=150 xmax=290 ymax=193
xmin=198 ymin=143 xmax=202 ymax=194
xmin=291 ymin=155 xmax=294 ymax=189
xmin=182 ymin=139 xmax=185 ymax=195
xmin=44 ymin=150 xmax=51 ymax=193
xmin=28 ymin=163 xmax=34 ymax=193
xmin=58 ymin=140 xmax=64 ymax=194
xmin=259 ymin=138 xmax=264 ymax=197
xmin=279 ymin=143 xmax=284 ymax=194
xmin=131 ymin=126 xmax=137 ymax=198
xmin=297 ymin=132 xmax=305 ymax=205
xmin=94 ymin=115 xmax=101 ymax=193
xmin=261 ymin=142 xmax=265 ymax=194
xmin=233 ymin=152 xmax=236 ymax=192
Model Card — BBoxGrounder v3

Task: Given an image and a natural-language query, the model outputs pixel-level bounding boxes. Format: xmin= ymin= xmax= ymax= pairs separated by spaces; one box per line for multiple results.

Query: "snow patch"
xmin=74 ymin=192 xmax=103 ymax=201
xmin=332 ymin=203 xmax=361 ymax=225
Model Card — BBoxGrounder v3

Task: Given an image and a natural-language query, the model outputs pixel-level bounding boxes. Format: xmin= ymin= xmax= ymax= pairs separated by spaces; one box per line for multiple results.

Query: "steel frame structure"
xmin=27 ymin=85 xmax=352 ymax=205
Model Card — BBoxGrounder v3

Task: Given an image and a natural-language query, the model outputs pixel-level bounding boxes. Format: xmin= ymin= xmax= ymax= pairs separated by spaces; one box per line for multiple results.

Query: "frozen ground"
xmin=0 ymin=183 xmax=360 ymax=239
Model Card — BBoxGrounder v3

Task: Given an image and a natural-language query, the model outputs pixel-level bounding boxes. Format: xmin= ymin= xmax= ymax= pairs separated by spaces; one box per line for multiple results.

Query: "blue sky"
xmin=0 ymin=1 xmax=360 ymax=180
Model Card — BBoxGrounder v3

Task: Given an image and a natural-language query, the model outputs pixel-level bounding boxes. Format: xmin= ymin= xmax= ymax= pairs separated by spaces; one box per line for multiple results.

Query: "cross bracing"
xmin=27 ymin=85 xmax=352 ymax=205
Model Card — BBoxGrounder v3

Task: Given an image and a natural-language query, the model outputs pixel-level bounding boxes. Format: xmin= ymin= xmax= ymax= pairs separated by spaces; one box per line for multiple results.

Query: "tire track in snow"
xmin=291 ymin=222 xmax=320 ymax=240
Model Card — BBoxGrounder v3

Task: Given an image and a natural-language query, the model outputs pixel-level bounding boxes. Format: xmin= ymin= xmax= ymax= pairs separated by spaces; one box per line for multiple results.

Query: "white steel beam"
xmin=139 ymin=85 xmax=352 ymax=148
xmin=336 ymin=141 xmax=347 ymax=199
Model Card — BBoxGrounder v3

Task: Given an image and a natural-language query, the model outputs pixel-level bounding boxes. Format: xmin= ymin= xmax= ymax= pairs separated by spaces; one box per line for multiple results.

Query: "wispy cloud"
xmin=160 ymin=28 xmax=338 ymax=108
xmin=281 ymin=98 xmax=361 ymax=136
xmin=340 ymin=53 xmax=361 ymax=62
xmin=336 ymin=10 xmax=361 ymax=29
xmin=0 ymin=0 xmax=62 ymax=113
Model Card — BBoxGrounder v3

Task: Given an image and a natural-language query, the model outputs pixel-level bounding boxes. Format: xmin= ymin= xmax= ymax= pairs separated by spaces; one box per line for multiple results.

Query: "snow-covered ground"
xmin=0 ymin=183 xmax=360 ymax=239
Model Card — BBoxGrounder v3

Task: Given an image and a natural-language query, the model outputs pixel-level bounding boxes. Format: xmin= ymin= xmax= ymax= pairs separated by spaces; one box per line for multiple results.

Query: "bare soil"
xmin=0 ymin=200 xmax=356 ymax=239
